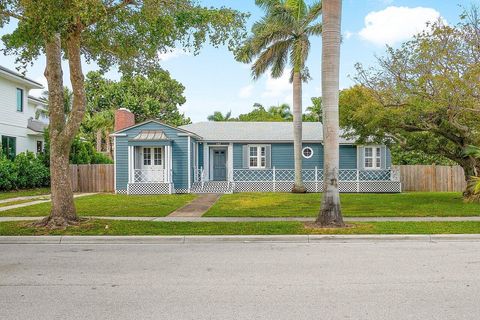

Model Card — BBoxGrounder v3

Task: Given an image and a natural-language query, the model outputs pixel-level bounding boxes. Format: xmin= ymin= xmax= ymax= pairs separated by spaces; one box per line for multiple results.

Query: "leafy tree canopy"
xmin=84 ymin=70 xmax=190 ymax=125
xmin=340 ymin=8 xmax=480 ymax=179
xmin=1 ymin=0 xmax=248 ymax=74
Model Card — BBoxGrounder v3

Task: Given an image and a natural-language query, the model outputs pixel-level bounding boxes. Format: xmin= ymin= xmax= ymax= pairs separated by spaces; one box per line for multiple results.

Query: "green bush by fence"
xmin=0 ymin=152 xmax=50 ymax=191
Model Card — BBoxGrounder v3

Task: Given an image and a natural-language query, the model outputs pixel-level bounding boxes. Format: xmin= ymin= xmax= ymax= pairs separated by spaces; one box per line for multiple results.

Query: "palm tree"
xmin=268 ymin=103 xmax=293 ymax=121
xmin=207 ymin=111 xmax=232 ymax=121
xmin=237 ymin=0 xmax=322 ymax=193
xmin=317 ymin=0 xmax=344 ymax=227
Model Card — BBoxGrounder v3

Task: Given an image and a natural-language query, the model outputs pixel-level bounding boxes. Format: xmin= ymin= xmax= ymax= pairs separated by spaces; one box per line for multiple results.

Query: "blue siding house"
xmin=112 ymin=112 xmax=401 ymax=194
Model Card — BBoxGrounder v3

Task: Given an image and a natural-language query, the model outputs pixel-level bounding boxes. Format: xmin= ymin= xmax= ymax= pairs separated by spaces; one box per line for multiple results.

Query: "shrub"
xmin=0 ymin=152 xmax=50 ymax=191
xmin=14 ymin=152 xmax=50 ymax=189
xmin=91 ymin=152 xmax=113 ymax=164
xmin=0 ymin=156 xmax=18 ymax=191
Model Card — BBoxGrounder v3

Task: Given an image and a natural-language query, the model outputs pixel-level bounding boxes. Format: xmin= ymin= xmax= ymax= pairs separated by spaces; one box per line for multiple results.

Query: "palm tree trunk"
xmin=292 ymin=70 xmax=306 ymax=193
xmin=317 ymin=0 xmax=345 ymax=227
xmin=96 ymin=129 xmax=102 ymax=152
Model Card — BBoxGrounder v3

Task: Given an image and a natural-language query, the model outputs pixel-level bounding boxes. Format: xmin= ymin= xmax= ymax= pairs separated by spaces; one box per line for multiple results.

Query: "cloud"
xmin=158 ymin=48 xmax=191 ymax=61
xmin=262 ymin=72 xmax=291 ymax=99
xmin=344 ymin=31 xmax=354 ymax=40
xmin=359 ymin=6 xmax=443 ymax=46
xmin=238 ymin=84 xmax=254 ymax=98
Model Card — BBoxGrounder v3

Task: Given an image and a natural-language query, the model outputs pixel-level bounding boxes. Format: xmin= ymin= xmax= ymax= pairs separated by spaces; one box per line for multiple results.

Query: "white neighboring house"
xmin=0 ymin=65 xmax=49 ymax=159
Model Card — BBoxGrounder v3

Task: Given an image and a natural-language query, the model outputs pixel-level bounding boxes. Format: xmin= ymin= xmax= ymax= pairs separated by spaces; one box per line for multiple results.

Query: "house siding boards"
xmin=232 ymin=143 xmax=359 ymax=170
xmin=0 ymin=75 xmax=46 ymax=155
xmin=114 ymin=121 xmax=190 ymax=191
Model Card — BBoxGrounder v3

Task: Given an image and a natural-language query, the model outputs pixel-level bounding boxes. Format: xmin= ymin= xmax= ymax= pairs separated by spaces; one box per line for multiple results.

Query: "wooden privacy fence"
xmin=68 ymin=164 xmax=467 ymax=193
xmin=393 ymin=165 xmax=467 ymax=192
xmin=70 ymin=164 xmax=114 ymax=193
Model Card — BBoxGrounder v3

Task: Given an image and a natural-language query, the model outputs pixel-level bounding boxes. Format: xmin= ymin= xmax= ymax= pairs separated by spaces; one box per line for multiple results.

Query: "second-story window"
xmin=16 ymin=88 xmax=24 ymax=112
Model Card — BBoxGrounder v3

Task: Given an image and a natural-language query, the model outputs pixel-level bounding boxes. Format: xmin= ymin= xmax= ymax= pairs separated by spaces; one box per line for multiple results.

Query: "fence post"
xmin=273 ymin=166 xmax=276 ymax=192
xmin=315 ymin=166 xmax=318 ymax=193
xmin=356 ymin=169 xmax=360 ymax=193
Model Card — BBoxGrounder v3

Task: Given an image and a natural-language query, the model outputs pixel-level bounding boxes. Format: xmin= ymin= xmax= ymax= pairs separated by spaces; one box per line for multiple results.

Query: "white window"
xmin=249 ymin=145 xmax=267 ymax=169
xmin=302 ymin=147 xmax=313 ymax=159
xmin=143 ymin=148 xmax=152 ymax=166
xmin=154 ymin=147 xmax=162 ymax=165
xmin=364 ymin=146 xmax=381 ymax=170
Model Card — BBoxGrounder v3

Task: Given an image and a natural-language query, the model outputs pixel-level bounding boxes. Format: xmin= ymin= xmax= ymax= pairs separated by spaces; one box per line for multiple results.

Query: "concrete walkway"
xmin=0 ymin=195 xmax=50 ymax=204
xmin=2 ymin=216 xmax=480 ymax=222
xmin=167 ymin=193 xmax=221 ymax=217
xmin=0 ymin=193 xmax=97 ymax=212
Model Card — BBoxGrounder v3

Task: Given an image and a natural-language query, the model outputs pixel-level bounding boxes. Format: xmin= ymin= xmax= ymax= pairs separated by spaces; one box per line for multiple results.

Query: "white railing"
xmin=231 ymin=167 xmax=400 ymax=183
xmin=134 ymin=169 xmax=170 ymax=183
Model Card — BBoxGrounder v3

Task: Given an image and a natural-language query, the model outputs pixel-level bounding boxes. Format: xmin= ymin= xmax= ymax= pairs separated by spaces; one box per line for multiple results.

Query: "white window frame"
xmin=302 ymin=147 xmax=314 ymax=159
xmin=249 ymin=145 xmax=267 ymax=169
xmin=364 ymin=146 xmax=381 ymax=170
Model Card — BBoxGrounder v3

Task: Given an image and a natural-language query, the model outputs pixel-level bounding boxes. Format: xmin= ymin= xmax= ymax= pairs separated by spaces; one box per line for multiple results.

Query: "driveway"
xmin=1 ymin=240 xmax=480 ymax=319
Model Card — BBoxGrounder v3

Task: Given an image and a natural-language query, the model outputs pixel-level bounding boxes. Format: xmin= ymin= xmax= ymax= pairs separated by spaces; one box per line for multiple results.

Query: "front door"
xmin=212 ymin=149 xmax=227 ymax=181
xmin=142 ymin=147 xmax=164 ymax=181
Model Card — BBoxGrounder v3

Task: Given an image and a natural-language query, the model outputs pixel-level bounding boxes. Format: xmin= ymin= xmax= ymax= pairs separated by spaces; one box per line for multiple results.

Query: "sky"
xmin=0 ymin=0 xmax=476 ymax=122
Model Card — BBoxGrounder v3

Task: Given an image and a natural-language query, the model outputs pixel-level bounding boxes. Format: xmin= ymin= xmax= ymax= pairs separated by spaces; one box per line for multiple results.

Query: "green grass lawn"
xmin=1 ymin=219 xmax=480 ymax=235
xmin=0 ymin=193 xmax=196 ymax=217
xmin=0 ymin=188 xmax=50 ymax=200
xmin=205 ymin=192 xmax=480 ymax=217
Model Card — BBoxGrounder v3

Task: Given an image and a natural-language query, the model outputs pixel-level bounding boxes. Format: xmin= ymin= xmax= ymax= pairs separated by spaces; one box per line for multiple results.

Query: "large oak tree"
xmin=0 ymin=0 xmax=246 ymax=227
xmin=340 ymin=8 xmax=480 ymax=196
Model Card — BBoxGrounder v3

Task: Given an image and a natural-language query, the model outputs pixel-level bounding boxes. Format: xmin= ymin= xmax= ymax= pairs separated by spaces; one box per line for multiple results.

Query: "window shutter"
xmin=242 ymin=145 xmax=249 ymax=168
xmin=357 ymin=146 xmax=364 ymax=170
xmin=380 ymin=145 xmax=387 ymax=170
xmin=265 ymin=145 xmax=272 ymax=168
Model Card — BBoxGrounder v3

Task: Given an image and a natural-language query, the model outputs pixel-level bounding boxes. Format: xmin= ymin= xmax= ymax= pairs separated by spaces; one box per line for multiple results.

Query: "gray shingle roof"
xmin=179 ymin=122 xmax=355 ymax=143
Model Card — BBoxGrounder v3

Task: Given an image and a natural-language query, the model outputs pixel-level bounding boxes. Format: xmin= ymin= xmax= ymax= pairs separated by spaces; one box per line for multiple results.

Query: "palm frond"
xmin=305 ymin=22 xmax=322 ymax=36
xmin=252 ymin=39 xmax=292 ymax=79
xmin=303 ymin=1 xmax=322 ymax=26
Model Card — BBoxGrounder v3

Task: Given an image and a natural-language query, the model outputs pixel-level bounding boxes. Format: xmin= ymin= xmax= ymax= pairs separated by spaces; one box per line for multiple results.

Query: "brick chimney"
xmin=115 ymin=108 xmax=135 ymax=131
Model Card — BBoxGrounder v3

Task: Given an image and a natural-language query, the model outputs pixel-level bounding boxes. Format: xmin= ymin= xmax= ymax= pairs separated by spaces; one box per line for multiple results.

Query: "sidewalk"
xmin=2 ymin=216 xmax=480 ymax=222
xmin=0 ymin=193 xmax=97 ymax=212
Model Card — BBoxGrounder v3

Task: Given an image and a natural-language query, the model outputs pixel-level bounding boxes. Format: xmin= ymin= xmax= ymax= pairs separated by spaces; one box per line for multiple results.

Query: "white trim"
xmin=113 ymin=119 xmax=200 ymax=138
xmin=113 ymin=136 xmax=117 ymax=193
xmin=187 ymin=136 xmax=191 ymax=191
xmin=302 ymin=146 xmax=314 ymax=159
xmin=248 ymin=144 xmax=268 ymax=169
xmin=363 ymin=145 xmax=382 ymax=170
xmin=203 ymin=143 xmax=209 ymax=181
xmin=228 ymin=143 xmax=233 ymax=182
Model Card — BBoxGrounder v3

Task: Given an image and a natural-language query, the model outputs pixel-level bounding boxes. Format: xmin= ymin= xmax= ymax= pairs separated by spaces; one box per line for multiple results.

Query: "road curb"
xmin=2 ymin=234 xmax=480 ymax=244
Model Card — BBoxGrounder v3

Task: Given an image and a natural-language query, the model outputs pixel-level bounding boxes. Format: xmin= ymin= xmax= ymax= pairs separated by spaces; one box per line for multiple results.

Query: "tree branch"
xmin=0 ymin=10 xmax=25 ymax=21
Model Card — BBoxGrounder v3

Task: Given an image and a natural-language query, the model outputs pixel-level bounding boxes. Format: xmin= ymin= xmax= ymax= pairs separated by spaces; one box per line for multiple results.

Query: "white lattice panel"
xmin=128 ymin=183 xmax=172 ymax=194
xmin=174 ymin=188 xmax=190 ymax=194
xmin=234 ymin=182 xmax=274 ymax=192
xmin=191 ymin=182 xmax=233 ymax=193
xmin=116 ymin=189 xmax=127 ymax=194
xmin=359 ymin=182 xmax=402 ymax=193
xmin=339 ymin=181 xmax=358 ymax=193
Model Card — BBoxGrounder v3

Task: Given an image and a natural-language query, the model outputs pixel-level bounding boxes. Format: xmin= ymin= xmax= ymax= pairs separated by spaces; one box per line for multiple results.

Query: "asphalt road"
xmin=1 ymin=241 xmax=480 ymax=319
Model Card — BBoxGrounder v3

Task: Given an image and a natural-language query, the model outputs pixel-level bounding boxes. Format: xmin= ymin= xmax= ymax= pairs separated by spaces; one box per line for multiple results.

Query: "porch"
xmin=126 ymin=130 xmax=174 ymax=195
xmin=192 ymin=167 xmax=402 ymax=193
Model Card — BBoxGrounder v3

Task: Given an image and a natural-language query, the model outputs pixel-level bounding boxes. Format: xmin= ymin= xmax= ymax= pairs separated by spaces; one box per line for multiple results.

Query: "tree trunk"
xmin=458 ymin=156 xmax=480 ymax=197
xmin=317 ymin=0 xmax=345 ymax=227
xmin=36 ymin=34 xmax=79 ymax=228
xmin=96 ymin=129 xmax=103 ymax=152
xmin=292 ymin=70 xmax=306 ymax=193
xmin=105 ymin=130 xmax=112 ymax=158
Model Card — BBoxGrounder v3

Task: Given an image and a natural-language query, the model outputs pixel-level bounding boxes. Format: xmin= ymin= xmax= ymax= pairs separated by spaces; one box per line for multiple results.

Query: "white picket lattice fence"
xmin=134 ymin=169 xmax=171 ymax=183
xmin=231 ymin=168 xmax=400 ymax=183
